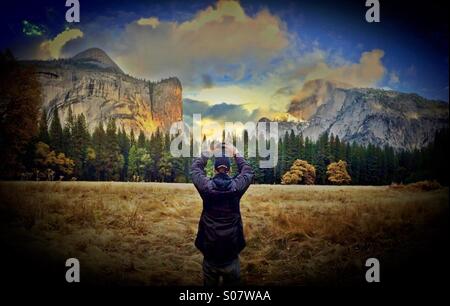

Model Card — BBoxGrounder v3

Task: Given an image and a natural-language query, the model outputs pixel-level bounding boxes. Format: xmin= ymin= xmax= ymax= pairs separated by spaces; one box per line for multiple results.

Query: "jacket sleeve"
xmin=234 ymin=155 xmax=254 ymax=194
xmin=191 ymin=154 xmax=210 ymax=194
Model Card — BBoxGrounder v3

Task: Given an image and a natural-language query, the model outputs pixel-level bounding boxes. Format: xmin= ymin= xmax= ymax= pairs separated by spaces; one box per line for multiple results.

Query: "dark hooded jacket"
xmin=191 ymin=154 xmax=254 ymax=265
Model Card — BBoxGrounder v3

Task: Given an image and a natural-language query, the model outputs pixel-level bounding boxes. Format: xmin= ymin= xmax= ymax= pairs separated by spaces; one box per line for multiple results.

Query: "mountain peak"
xmin=286 ymin=78 xmax=448 ymax=150
xmin=72 ymin=48 xmax=124 ymax=74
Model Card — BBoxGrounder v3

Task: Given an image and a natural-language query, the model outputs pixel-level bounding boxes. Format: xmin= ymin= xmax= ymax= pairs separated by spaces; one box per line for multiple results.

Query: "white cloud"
xmin=111 ymin=0 xmax=289 ymax=85
xmin=310 ymin=49 xmax=386 ymax=87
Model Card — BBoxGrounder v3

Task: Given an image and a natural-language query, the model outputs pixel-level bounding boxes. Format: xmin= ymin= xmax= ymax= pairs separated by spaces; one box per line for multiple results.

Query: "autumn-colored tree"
xmin=281 ymin=159 xmax=316 ymax=185
xmin=326 ymin=160 xmax=351 ymax=185
xmin=0 ymin=50 xmax=41 ymax=178
xmin=34 ymin=141 xmax=74 ymax=180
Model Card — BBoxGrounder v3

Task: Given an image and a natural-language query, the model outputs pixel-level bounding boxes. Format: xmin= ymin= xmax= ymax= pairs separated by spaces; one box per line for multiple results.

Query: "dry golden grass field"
xmin=0 ymin=181 xmax=448 ymax=286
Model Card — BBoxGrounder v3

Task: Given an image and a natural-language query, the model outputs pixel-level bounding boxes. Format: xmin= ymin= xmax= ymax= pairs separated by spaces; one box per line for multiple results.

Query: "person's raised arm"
xmin=224 ymin=144 xmax=254 ymax=193
xmin=190 ymin=153 xmax=210 ymax=193
xmin=234 ymin=154 xmax=254 ymax=193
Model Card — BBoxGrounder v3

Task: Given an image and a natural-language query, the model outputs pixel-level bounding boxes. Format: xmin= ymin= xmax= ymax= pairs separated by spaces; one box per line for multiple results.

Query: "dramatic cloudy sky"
xmin=2 ymin=0 xmax=448 ymax=122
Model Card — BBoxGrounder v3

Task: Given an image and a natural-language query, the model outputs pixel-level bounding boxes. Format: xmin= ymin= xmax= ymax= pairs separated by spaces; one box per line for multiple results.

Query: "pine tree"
xmin=286 ymin=130 xmax=298 ymax=168
xmin=118 ymin=126 xmax=131 ymax=181
xmin=127 ymin=145 xmax=138 ymax=181
xmin=314 ymin=132 xmax=331 ymax=184
xmin=350 ymin=143 xmax=362 ymax=185
xmin=337 ymin=136 xmax=346 ymax=161
xmin=49 ymin=107 xmax=63 ymax=152
xmin=91 ymin=121 xmax=106 ymax=180
xmin=159 ymin=151 xmax=173 ymax=182
xmin=329 ymin=133 xmax=336 ymax=161
xmin=281 ymin=134 xmax=289 ymax=175
xmin=137 ymin=130 xmax=146 ymax=148
xmin=150 ymin=128 xmax=164 ymax=181
xmin=298 ymin=133 xmax=305 ymax=160
xmin=304 ymin=137 xmax=314 ymax=164
xmin=38 ymin=110 xmax=50 ymax=145
xmin=365 ymin=144 xmax=379 ymax=185
xmin=130 ymin=129 xmax=136 ymax=147
xmin=104 ymin=118 xmax=123 ymax=181
xmin=71 ymin=114 xmax=90 ymax=179
xmin=172 ymin=156 xmax=186 ymax=182
xmin=62 ymin=106 xmax=74 ymax=158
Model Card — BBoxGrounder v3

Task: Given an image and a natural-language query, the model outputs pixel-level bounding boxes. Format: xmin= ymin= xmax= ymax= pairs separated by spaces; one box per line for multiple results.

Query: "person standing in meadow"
xmin=191 ymin=143 xmax=254 ymax=286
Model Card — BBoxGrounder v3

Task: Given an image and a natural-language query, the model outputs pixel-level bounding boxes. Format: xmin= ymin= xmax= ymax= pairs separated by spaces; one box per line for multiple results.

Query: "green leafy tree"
xmin=159 ymin=151 xmax=173 ymax=182
xmin=127 ymin=145 xmax=153 ymax=181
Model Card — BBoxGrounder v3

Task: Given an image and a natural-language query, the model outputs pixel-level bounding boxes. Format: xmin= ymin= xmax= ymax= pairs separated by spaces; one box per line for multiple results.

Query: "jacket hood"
xmin=212 ymin=173 xmax=233 ymax=191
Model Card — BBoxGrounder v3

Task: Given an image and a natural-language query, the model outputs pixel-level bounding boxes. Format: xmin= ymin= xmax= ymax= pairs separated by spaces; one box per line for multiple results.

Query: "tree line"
xmin=26 ymin=107 xmax=188 ymax=182
xmin=263 ymin=129 xmax=449 ymax=185
xmin=17 ymin=106 xmax=449 ymax=186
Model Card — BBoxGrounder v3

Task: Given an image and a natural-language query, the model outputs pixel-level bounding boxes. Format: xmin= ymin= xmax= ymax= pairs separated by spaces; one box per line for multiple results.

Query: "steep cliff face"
xmin=150 ymin=77 xmax=182 ymax=131
xmin=25 ymin=48 xmax=182 ymax=135
xmin=285 ymin=80 xmax=449 ymax=150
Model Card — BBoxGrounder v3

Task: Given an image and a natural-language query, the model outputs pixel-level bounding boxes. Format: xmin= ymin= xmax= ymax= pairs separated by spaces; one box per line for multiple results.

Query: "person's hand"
xmin=211 ymin=142 xmax=239 ymax=157
xmin=211 ymin=142 xmax=223 ymax=156
xmin=224 ymin=143 xmax=239 ymax=157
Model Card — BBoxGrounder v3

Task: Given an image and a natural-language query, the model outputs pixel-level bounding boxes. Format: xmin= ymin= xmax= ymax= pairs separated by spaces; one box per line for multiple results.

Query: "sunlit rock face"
xmin=285 ymin=79 xmax=449 ymax=150
xmin=25 ymin=48 xmax=182 ymax=135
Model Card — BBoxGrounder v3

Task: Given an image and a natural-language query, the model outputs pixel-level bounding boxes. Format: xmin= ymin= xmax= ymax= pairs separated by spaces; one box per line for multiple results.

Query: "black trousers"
xmin=202 ymin=257 xmax=241 ymax=286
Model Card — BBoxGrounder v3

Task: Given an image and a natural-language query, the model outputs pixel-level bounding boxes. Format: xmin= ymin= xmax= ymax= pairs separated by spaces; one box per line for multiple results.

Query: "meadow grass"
xmin=0 ymin=182 xmax=448 ymax=285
